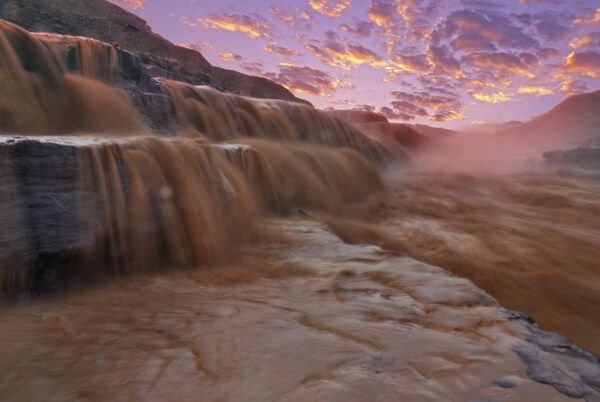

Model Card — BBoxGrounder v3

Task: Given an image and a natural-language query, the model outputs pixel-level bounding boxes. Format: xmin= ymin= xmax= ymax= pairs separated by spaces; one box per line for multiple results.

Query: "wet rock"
xmin=514 ymin=345 xmax=596 ymax=398
xmin=543 ymin=147 xmax=600 ymax=170
xmin=127 ymin=80 xmax=177 ymax=135
xmin=506 ymin=308 xmax=600 ymax=399
xmin=33 ymin=32 xmax=178 ymax=135
xmin=364 ymin=355 xmax=397 ymax=374
xmin=491 ymin=376 xmax=519 ymax=389
xmin=0 ymin=139 xmax=126 ymax=297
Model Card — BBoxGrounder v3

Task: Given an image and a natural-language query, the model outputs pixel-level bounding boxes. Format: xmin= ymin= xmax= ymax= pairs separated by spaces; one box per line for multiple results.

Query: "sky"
xmin=109 ymin=0 xmax=600 ymax=129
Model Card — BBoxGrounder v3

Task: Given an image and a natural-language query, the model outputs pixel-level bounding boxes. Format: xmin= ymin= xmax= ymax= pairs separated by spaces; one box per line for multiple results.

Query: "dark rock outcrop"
xmin=0 ymin=0 xmax=311 ymax=106
xmin=543 ymin=147 xmax=600 ymax=169
xmin=0 ymin=138 xmax=101 ymax=297
xmin=0 ymin=19 xmax=177 ymax=135
xmin=506 ymin=309 xmax=600 ymax=399
xmin=49 ymin=32 xmax=178 ymax=134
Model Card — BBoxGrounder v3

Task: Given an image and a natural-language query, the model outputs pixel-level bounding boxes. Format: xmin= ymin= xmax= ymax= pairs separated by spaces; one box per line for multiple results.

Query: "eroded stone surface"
xmin=0 ymin=218 xmax=597 ymax=401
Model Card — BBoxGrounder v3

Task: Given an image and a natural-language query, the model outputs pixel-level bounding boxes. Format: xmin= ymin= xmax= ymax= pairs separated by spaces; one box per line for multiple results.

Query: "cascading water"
xmin=0 ymin=19 xmax=385 ymax=293
xmin=1 ymin=17 xmax=600 ymax=401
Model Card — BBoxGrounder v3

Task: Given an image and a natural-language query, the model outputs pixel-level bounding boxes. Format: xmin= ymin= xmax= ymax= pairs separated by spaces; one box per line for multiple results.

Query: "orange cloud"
xmin=390 ymin=90 xmax=464 ymax=121
xmin=218 ymin=52 xmax=242 ymax=62
xmin=569 ymin=33 xmax=600 ymax=49
xmin=517 ymin=86 xmax=553 ymax=96
xmin=367 ymin=0 xmax=396 ymax=29
xmin=463 ymin=52 xmax=534 ymax=77
xmin=460 ymin=77 xmax=496 ymax=89
xmin=274 ymin=63 xmax=340 ymax=96
xmin=443 ymin=10 xmax=538 ymax=50
xmin=427 ymin=45 xmax=462 ymax=77
xmin=451 ymin=34 xmax=496 ymax=52
xmin=340 ymin=21 xmax=374 ymax=37
xmin=264 ymin=45 xmax=300 ymax=56
xmin=109 ymin=0 xmax=146 ymax=9
xmin=269 ymin=6 xmax=304 ymax=28
xmin=387 ymin=53 xmax=431 ymax=75
xmin=175 ymin=15 xmax=197 ymax=27
xmin=561 ymin=51 xmax=600 ymax=78
xmin=559 ymin=80 xmax=589 ymax=95
xmin=537 ymin=48 xmax=560 ymax=60
xmin=430 ymin=110 xmax=465 ymax=121
xmin=573 ymin=8 xmax=600 ymax=25
xmin=306 ymin=42 xmax=385 ymax=69
xmin=308 ymin=0 xmax=351 ymax=18
xmin=470 ymin=91 xmax=511 ymax=103
xmin=200 ymin=12 xmax=272 ymax=40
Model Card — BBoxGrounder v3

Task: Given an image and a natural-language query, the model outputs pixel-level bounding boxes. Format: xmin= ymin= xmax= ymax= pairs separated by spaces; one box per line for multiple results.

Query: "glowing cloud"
xmin=200 ymin=12 xmax=272 ymax=40
xmin=460 ymin=78 xmax=496 ymax=89
xmin=269 ymin=6 xmax=306 ymax=28
xmin=308 ymin=0 xmax=351 ymax=18
xmin=273 ymin=63 xmax=340 ymax=96
xmin=451 ymin=33 xmax=497 ymax=52
xmin=367 ymin=0 xmax=397 ymax=29
xmin=389 ymin=90 xmax=464 ymax=121
xmin=430 ymin=110 xmax=465 ymax=121
xmin=387 ymin=53 xmax=431 ymax=75
xmin=264 ymin=45 xmax=300 ymax=56
xmin=560 ymin=80 xmax=589 ymax=95
xmin=574 ymin=8 xmax=600 ymax=25
xmin=340 ymin=21 xmax=374 ymax=37
xmin=517 ymin=86 xmax=553 ymax=96
xmin=470 ymin=91 xmax=511 ymax=103
xmin=561 ymin=51 xmax=600 ymax=78
xmin=427 ymin=45 xmax=462 ymax=77
xmin=306 ymin=42 xmax=385 ymax=69
xmin=136 ymin=0 xmax=600 ymax=123
xmin=569 ymin=33 xmax=600 ymax=49
xmin=442 ymin=9 xmax=538 ymax=49
xmin=463 ymin=52 xmax=534 ymax=77
xmin=218 ymin=52 xmax=242 ymax=62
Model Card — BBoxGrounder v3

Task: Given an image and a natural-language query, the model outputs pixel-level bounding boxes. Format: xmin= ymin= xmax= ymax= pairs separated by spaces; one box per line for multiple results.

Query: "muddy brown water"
xmin=1 ymin=18 xmax=600 ymax=400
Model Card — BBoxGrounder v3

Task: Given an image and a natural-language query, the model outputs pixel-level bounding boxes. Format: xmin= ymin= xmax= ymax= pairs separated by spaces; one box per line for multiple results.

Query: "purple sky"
xmin=110 ymin=0 xmax=600 ymax=129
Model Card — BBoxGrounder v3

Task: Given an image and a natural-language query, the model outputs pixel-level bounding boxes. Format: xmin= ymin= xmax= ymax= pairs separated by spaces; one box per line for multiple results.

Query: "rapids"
xmin=1 ymin=18 xmax=600 ymax=401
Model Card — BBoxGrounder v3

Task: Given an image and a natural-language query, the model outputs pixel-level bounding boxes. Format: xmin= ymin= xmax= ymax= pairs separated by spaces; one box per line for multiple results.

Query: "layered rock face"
xmin=0 ymin=18 xmax=395 ymax=297
xmin=0 ymin=0 xmax=310 ymax=105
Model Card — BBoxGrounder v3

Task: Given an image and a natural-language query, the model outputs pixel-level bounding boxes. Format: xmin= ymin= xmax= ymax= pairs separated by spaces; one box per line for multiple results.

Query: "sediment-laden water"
xmin=1 ymin=19 xmax=600 ymax=400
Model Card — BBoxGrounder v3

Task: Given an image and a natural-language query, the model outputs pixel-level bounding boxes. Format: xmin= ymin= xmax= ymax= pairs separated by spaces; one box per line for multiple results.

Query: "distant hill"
xmin=500 ymin=89 xmax=600 ymax=149
xmin=0 ymin=0 xmax=310 ymax=105
xmin=477 ymin=120 xmax=523 ymax=133
xmin=327 ymin=110 xmax=432 ymax=151
xmin=404 ymin=124 xmax=457 ymax=138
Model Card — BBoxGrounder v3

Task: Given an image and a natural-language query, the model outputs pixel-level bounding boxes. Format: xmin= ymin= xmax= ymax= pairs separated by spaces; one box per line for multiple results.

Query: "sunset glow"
xmin=112 ymin=0 xmax=600 ymax=128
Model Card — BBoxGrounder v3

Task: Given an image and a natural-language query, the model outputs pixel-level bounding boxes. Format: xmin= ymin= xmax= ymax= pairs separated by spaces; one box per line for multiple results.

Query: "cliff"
xmin=500 ymin=89 xmax=600 ymax=149
xmin=0 ymin=0 xmax=311 ymax=105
